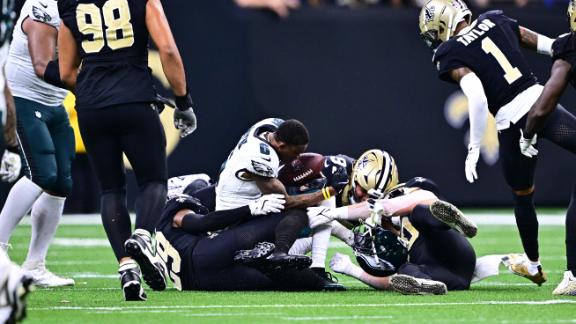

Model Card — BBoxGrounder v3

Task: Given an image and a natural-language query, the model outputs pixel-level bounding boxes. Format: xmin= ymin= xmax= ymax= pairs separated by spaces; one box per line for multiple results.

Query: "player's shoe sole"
xmin=501 ymin=254 xmax=547 ymax=286
xmin=265 ymin=253 xmax=312 ymax=271
xmin=430 ymin=200 xmax=477 ymax=238
xmin=8 ymin=275 xmax=33 ymax=324
xmin=553 ymin=271 xmax=576 ymax=296
xmin=122 ymin=281 xmax=147 ymax=302
xmin=125 ymin=236 xmax=167 ymax=291
xmin=390 ymin=274 xmax=447 ymax=295
xmin=234 ymin=242 xmax=276 ymax=263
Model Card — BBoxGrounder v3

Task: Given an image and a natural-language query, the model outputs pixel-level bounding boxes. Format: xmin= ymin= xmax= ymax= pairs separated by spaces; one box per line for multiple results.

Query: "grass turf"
xmin=7 ymin=211 xmax=575 ymax=323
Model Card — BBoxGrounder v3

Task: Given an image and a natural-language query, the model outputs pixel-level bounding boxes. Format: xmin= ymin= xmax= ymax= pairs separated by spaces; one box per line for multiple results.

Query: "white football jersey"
xmin=167 ymin=173 xmax=212 ymax=199
xmin=215 ymin=118 xmax=284 ymax=211
xmin=6 ymin=0 xmax=68 ymax=106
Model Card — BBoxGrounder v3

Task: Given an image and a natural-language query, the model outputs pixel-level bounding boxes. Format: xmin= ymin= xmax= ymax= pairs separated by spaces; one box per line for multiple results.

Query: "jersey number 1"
xmin=481 ymin=37 xmax=522 ymax=84
xmin=77 ymin=0 xmax=135 ymax=54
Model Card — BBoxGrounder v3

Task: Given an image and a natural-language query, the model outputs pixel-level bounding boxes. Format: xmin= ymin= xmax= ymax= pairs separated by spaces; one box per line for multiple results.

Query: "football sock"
xmin=25 ymin=193 xmax=65 ymax=264
xmin=512 ymin=192 xmax=539 ymax=262
xmin=135 ymin=182 xmax=167 ymax=233
xmin=0 ymin=178 xmax=43 ymax=244
xmin=471 ymin=254 xmax=504 ymax=283
xmin=310 ymin=224 xmax=331 ymax=269
xmin=330 ymin=222 xmax=354 ymax=246
xmin=101 ymin=190 xmax=132 ymax=261
xmin=274 ymin=209 xmax=308 ymax=254
xmin=288 ymin=237 xmax=312 ymax=255
xmin=566 ymin=185 xmax=576 ymax=276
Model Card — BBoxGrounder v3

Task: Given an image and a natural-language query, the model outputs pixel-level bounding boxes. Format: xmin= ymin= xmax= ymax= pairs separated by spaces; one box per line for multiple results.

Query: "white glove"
xmin=307 ymin=206 xmax=335 ymax=229
xmin=0 ymin=151 xmax=21 ymax=183
xmin=465 ymin=145 xmax=480 ymax=184
xmin=519 ymin=129 xmax=538 ymax=158
xmin=248 ymin=194 xmax=285 ymax=216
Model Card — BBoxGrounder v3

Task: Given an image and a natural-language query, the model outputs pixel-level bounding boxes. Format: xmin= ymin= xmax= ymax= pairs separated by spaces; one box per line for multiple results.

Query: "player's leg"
xmin=77 ymin=107 xmax=144 ymax=300
xmin=552 ymin=184 xmax=576 ymax=295
xmin=119 ymin=103 xmax=167 ymax=291
xmin=498 ymin=123 xmax=545 ymax=285
xmin=392 ymin=263 xmax=447 ymax=295
xmin=22 ymin=105 xmax=75 ymax=287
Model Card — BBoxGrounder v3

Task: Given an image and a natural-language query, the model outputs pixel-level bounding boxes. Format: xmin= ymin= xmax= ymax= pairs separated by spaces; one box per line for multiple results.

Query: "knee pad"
xmin=53 ymin=176 xmax=74 ymax=198
xmin=32 ymin=173 xmax=58 ymax=193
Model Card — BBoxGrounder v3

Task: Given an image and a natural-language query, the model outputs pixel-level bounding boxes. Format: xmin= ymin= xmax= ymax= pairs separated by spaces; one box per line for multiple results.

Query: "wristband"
xmin=537 ymin=34 xmax=554 ymax=56
xmin=322 ymin=187 xmax=332 ymax=200
xmin=175 ymin=89 xmax=193 ymax=111
xmin=6 ymin=145 xmax=18 ymax=154
xmin=44 ymin=60 xmax=66 ymax=89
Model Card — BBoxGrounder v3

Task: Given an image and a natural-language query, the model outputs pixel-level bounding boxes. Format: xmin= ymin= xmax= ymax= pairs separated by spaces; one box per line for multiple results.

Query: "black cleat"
xmin=234 ymin=242 xmax=276 ymax=263
xmin=119 ymin=262 xmax=147 ymax=301
xmin=390 ymin=274 xmax=447 ymax=295
xmin=430 ymin=200 xmax=477 ymax=238
xmin=314 ymin=270 xmax=346 ymax=291
xmin=265 ymin=252 xmax=312 ymax=271
xmin=125 ymin=229 xmax=167 ymax=291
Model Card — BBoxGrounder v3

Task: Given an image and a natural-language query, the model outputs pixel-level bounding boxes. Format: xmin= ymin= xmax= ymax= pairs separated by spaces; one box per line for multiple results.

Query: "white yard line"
xmin=29 ymin=299 xmax=576 ymax=311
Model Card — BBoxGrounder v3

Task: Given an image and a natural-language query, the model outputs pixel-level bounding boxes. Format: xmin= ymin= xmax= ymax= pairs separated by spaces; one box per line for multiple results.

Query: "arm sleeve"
xmin=180 ymin=206 xmax=252 ymax=234
xmin=460 ymin=72 xmax=489 ymax=149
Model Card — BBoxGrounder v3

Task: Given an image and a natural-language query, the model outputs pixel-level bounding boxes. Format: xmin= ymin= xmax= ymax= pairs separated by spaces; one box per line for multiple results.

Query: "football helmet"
xmin=352 ymin=149 xmax=399 ymax=199
xmin=352 ymin=225 xmax=408 ymax=277
xmin=569 ymin=0 xmax=576 ymax=32
xmin=419 ymin=0 xmax=472 ymax=49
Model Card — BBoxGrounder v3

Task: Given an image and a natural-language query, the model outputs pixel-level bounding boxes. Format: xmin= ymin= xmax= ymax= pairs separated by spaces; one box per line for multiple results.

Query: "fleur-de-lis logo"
xmin=425 ymin=7 xmax=435 ymax=23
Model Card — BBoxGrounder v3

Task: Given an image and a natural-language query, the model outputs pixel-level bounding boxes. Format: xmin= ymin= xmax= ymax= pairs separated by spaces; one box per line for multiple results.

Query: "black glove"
xmin=322 ymin=164 xmax=349 ymax=194
xmin=152 ymin=93 xmax=175 ymax=114
xmin=174 ymin=91 xmax=197 ymax=138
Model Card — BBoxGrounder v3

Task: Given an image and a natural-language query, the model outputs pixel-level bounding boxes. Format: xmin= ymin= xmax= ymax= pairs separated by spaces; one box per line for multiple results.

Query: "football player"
xmin=419 ymin=0 xmax=559 ymax=286
xmin=58 ymin=0 xmax=197 ymax=300
xmin=0 ymin=0 xmax=76 ymax=287
xmin=156 ymin=192 xmax=332 ymax=291
xmin=518 ymin=0 xmax=576 ymax=296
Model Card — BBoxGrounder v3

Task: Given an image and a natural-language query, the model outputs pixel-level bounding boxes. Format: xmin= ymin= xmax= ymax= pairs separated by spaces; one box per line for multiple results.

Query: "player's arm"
xmin=448 ymin=67 xmax=489 ymax=183
xmin=23 ymin=18 xmax=65 ymax=88
xmin=518 ymin=26 xmax=553 ymax=56
xmin=254 ymin=175 xmax=333 ymax=209
xmin=524 ymin=59 xmax=572 ymax=138
xmin=3 ymin=74 xmax=17 ymax=148
xmin=58 ymin=22 xmax=81 ymax=91
xmin=172 ymin=206 xmax=252 ymax=234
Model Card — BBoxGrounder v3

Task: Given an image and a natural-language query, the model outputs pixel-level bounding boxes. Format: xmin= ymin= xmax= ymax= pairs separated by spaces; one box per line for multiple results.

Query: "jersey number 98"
xmin=77 ymin=0 xmax=135 ymax=54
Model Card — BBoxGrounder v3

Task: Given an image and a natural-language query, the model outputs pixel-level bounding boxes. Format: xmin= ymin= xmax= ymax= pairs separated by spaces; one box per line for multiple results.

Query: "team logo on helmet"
xmin=424 ymin=7 xmax=435 ymax=23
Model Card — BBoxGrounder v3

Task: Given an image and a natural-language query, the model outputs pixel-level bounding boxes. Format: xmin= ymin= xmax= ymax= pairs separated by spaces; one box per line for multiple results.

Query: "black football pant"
xmin=398 ymin=205 xmax=476 ymax=291
xmin=189 ymin=209 xmax=323 ymax=291
xmin=77 ymin=103 xmax=167 ymax=261
xmin=499 ymin=106 xmax=576 ymax=272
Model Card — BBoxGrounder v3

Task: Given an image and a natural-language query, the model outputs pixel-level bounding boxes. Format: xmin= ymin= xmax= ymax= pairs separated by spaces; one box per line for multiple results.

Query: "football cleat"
xmin=236 ymin=243 xmax=312 ymax=271
xmin=501 ymin=253 xmax=547 ymax=286
xmin=234 ymin=242 xmax=275 ymax=263
xmin=553 ymin=271 xmax=576 ymax=296
xmin=22 ymin=262 xmax=74 ymax=288
xmin=119 ymin=262 xmax=147 ymax=301
xmin=4 ymin=264 xmax=33 ymax=323
xmin=313 ymin=269 xmax=346 ymax=291
xmin=125 ymin=229 xmax=167 ymax=291
xmin=390 ymin=274 xmax=447 ymax=295
xmin=265 ymin=252 xmax=312 ymax=271
xmin=430 ymin=200 xmax=477 ymax=238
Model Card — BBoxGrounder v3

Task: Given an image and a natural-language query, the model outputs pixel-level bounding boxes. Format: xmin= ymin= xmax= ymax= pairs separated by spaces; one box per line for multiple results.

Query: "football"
xmin=278 ymin=153 xmax=326 ymax=187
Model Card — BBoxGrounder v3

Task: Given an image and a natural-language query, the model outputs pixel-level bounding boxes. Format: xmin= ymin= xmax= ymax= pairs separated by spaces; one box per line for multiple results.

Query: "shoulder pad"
xmin=29 ymin=0 xmax=60 ymax=27
xmin=553 ymin=33 xmax=575 ymax=62
xmin=242 ymin=140 xmax=279 ymax=178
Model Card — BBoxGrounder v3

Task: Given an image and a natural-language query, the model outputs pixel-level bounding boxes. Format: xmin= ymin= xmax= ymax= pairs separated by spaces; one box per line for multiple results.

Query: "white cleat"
xmin=329 ymin=253 xmax=353 ymax=275
xmin=390 ymin=274 xmax=447 ymax=295
xmin=553 ymin=271 xmax=576 ymax=296
xmin=22 ymin=263 xmax=74 ymax=287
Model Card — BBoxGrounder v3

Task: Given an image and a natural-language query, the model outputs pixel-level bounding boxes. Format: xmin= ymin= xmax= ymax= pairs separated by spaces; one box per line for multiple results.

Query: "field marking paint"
xmin=67 ymin=273 xmax=117 ymax=279
xmin=29 ymin=299 xmax=576 ymax=311
xmin=17 ymin=214 xmax=567 ymax=226
xmin=52 ymin=238 xmax=109 ymax=247
xmin=281 ymin=315 xmax=394 ymax=321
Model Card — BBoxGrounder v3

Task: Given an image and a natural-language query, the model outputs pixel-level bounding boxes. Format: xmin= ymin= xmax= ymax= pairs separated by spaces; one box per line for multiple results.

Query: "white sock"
xmin=331 ymin=221 xmax=354 ymax=246
xmin=310 ymin=223 xmax=332 ymax=269
xmin=472 ymin=254 xmax=505 ymax=283
xmin=528 ymin=259 xmax=541 ymax=276
xmin=289 ymin=237 xmax=312 ymax=255
xmin=0 ymin=178 xmax=43 ymax=244
xmin=24 ymin=193 xmax=65 ymax=265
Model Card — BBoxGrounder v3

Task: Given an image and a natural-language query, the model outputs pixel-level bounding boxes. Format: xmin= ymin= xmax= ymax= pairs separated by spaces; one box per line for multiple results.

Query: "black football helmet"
xmin=352 ymin=225 xmax=408 ymax=277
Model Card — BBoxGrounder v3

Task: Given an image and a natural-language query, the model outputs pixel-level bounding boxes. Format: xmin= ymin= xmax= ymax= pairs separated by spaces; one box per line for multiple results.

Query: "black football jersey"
xmin=156 ymin=209 xmax=201 ymax=291
xmin=0 ymin=0 xmax=15 ymax=48
xmin=433 ymin=11 xmax=537 ymax=115
xmin=552 ymin=33 xmax=576 ymax=89
xmin=60 ymin=0 xmax=156 ymax=110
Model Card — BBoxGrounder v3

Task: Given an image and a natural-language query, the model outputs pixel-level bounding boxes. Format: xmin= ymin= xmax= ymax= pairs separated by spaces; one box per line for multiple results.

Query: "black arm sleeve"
xmin=180 ymin=206 xmax=252 ymax=234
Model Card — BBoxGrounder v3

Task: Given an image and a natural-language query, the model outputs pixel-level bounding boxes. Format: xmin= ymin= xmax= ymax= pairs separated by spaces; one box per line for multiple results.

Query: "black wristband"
xmin=175 ymin=90 xmax=193 ymax=111
xmin=6 ymin=145 xmax=18 ymax=154
xmin=44 ymin=60 xmax=66 ymax=89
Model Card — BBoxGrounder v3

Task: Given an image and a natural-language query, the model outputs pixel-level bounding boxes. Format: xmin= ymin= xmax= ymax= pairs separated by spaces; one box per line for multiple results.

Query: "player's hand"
xmin=367 ymin=189 xmax=389 ymax=218
xmin=0 ymin=150 xmax=21 ymax=183
xmin=249 ymin=194 xmax=285 ymax=216
xmin=152 ymin=93 xmax=174 ymax=114
xmin=322 ymin=162 xmax=349 ymax=194
xmin=307 ymin=206 xmax=334 ymax=229
xmin=465 ymin=145 xmax=480 ymax=184
xmin=519 ymin=129 xmax=538 ymax=158
xmin=174 ymin=92 xmax=198 ymax=138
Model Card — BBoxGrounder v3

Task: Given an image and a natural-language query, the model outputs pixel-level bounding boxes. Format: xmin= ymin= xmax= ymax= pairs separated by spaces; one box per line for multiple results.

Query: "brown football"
xmin=278 ymin=153 xmax=325 ymax=187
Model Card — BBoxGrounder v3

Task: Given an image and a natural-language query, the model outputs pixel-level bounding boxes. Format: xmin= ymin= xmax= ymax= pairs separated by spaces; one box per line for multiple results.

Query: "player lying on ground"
xmin=419 ymin=0 xmax=567 ymax=287
xmin=155 ymin=193 xmax=335 ymax=291
xmin=517 ymin=0 xmax=576 ymax=296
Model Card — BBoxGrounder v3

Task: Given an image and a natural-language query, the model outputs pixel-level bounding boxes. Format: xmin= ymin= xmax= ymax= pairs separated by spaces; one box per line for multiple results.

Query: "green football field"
xmin=7 ymin=210 xmax=576 ymax=324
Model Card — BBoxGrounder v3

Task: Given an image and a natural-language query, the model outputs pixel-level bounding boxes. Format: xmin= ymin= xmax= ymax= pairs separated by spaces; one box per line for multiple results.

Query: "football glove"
xmin=249 ymin=194 xmax=285 ymax=216
xmin=322 ymin=162 xmax=349 ymax=194
xmin=152 ymin=93 xmax=174 ymax=114
xmin=465 ymin=145 xmax=480 ymax=184
xmin=174 ymin=92 xmax=197 ymax=138
xmin=0 ymin=150 xmax=21 ymax=183
xmin=307 ymin=206 xmax=335 ymax=229
xmin=367 ymin=188 xmax=388 ymax=218
xmin=519 ymin=129 xmax=538 ymax=158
